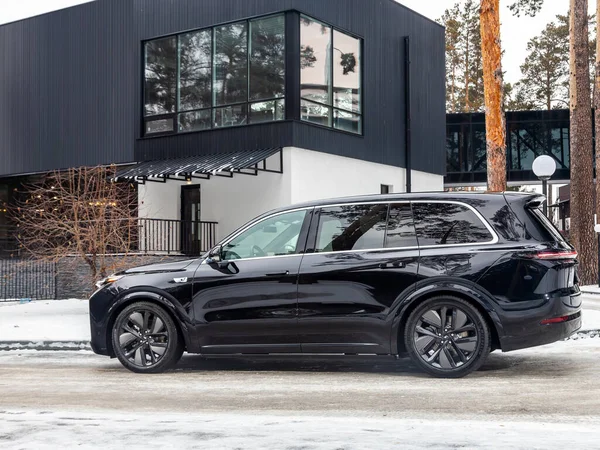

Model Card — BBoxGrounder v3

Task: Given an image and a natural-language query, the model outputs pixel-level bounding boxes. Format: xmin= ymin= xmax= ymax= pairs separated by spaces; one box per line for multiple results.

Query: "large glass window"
xmin=315 ymin=204 xmax=388 ymax=252
xmin=143 ymin=14 xmax=285 ymax=136
xmin=222 ymin=210 xmax=307 ymax=260
xmin=300 ymin=16 xmax=362 ymax=134
xmin=385 ymin=204 xmax=417 ymax=248
xmin=412 ymin=203 xmax=493 ymax=246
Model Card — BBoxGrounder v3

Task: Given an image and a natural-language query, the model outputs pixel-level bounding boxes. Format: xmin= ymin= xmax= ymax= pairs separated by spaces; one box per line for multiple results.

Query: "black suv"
xmin=89 ymin=192 xmax=581 ymax=378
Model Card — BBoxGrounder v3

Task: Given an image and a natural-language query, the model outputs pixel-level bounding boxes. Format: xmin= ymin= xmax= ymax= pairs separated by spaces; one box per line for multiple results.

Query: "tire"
xmin=111 ymin=301 xmax=184 ymax=373
xmin=404 ymin=296 xmax=491 ymax=378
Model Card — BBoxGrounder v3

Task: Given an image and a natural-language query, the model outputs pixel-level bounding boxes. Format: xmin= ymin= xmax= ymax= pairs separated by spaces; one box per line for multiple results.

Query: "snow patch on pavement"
xmin=0 ymin=410 xmax=598 ymax=450
xmin=0 ymin=299 xmax=90 ymax=341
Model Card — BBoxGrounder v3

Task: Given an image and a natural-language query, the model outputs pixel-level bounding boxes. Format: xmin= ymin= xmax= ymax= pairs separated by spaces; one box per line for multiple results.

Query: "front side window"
xmin=300 ymin=16 xmax=362 ymax=134
xmin=412 ymin=203 xmax=494 ymax=246
xmin=222 ymin=210 xmax=307 ymax=260
xmin=315 ymin=204 xmax=387 ymax=252
xmin=143 ymin=14 xmax=285 ymax=136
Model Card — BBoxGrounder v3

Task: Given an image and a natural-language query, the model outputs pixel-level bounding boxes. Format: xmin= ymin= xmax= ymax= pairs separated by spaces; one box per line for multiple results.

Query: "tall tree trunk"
xmin=465 ymin=31 xmax=471 ymax=112
xmin=570 ymin=0 xmax=596 ymax=285
xmin=480 ymin=0 xmax=506 ymax=191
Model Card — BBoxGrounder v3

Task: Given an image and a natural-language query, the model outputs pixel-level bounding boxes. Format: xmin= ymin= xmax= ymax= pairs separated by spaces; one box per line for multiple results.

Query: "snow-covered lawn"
xmin=0 ymin=299 xmax=90 ymax=341
xmin=0 ymin=410 xmax=598 ymax=450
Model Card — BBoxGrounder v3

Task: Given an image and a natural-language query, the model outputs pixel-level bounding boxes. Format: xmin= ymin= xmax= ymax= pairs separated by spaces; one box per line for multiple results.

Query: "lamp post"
xmin=532 ymin=155 xmax=557 ymax=215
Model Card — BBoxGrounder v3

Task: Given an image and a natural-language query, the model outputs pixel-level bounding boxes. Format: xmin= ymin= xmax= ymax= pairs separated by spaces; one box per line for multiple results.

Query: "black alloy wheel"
xmin=112 ymin=302 xmax=184 ymax=373
xmin=405 ymin=296 xmax=491 ymax=378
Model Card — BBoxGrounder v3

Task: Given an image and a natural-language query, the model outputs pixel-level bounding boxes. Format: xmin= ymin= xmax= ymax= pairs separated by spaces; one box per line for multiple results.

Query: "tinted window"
xmin=385 ymin=203 xmax=417 ymax=248
xmin=299 ymin=15 xmax=363 ymax=134
xmin=412 ymin=203 xmax=493 ymax=246
xmin=250 ymin=15 xmax=285 ymax=101
xmin=315 ymin=204 xmax=388 ymax=252
xmin=143 ymin=14 xmax=285 ymax=136
xmin=223 ymin=210 xmax=307 ymax=260
xmin=144 ymin=37 xmax=177 ymax=116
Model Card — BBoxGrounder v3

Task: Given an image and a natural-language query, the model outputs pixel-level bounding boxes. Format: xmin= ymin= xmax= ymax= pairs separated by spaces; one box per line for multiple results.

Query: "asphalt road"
xmin=1 ymin=338 xmax=600 ymax=419
xmin=1 ymin=339 xmax=600 ymax=449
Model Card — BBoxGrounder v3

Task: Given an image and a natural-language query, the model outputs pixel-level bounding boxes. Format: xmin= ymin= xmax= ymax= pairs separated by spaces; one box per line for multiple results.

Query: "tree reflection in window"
xmin=316 ymin=205 xmax=387 ymax=252
xmin=412 ymin=203 xmax=493 ymax=246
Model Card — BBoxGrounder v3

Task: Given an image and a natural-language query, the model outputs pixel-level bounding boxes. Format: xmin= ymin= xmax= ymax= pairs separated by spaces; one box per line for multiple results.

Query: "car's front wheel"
xmin=111 ymin=301 xmax=184 ymax=373
xmin=404 ymin=296 xmax=491 ymax=378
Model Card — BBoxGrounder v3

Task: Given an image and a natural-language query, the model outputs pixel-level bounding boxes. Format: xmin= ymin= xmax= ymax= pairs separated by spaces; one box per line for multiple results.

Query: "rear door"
xmin=296 ymin=202 xmax=420 ymax=354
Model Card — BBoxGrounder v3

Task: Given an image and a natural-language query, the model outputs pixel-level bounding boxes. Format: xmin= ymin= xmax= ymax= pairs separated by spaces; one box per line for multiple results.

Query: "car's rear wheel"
xmin=404 ymin=296 xmax=491 ymax=378
xmin=111 ymin=301 xmax=184 ymax=373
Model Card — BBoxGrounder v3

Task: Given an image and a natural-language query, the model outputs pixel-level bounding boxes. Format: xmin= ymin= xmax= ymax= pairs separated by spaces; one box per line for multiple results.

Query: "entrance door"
xmin=181 ymin=185 xmax=201 ymax=255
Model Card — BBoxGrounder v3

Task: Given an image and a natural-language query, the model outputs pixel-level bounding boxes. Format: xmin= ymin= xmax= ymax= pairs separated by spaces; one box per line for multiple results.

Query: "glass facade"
xmin=142 ymin=12 xmax=364 ymax=138
xmin=300 ymin=15 xmax=363 ymax=134
xmin=143 ymin=14 xmax=285 ymax=136
xmin=446 ymin=110 xmax=574 ymax=185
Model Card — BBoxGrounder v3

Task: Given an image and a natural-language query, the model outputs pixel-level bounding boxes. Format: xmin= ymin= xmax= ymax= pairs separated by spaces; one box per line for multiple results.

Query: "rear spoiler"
xmin=502 ymin=192 xmax=546 ymax=210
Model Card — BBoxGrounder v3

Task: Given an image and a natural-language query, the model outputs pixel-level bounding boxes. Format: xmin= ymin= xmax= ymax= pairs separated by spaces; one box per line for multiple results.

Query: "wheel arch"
xmin=391 ymin=281 xmax=504 ymax=355
xmin=104 ymin=289 xmax=191 ymax=357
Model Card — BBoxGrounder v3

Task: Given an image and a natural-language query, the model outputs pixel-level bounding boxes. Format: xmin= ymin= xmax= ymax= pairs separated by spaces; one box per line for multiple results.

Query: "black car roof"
xmin=276 ymin=191 xmax=540 ymax=212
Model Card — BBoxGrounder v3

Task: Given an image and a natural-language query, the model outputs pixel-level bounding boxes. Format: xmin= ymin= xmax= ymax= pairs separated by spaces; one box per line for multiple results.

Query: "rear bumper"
xmin=498 ymin=292 xmax=582 ymax=352
xmin=500 ymin=312 xmax=581 ymax=352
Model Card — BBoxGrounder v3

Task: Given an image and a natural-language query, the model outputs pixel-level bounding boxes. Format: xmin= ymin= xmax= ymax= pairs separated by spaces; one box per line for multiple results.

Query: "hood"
xmin=122 ymin=258 xmax=197 ymax=275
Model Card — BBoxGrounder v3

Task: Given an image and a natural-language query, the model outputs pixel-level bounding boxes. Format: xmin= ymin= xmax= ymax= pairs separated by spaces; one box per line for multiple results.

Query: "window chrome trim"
xmin=207 ymin=199 xmax=498 ymax=263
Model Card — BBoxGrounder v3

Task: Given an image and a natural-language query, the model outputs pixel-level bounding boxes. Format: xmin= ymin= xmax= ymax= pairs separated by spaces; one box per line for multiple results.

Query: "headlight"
xmin=95 ymin=274 xmax=125 ymax=289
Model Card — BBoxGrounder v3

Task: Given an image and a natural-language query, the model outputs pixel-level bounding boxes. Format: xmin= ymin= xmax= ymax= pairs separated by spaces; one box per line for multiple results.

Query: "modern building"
xmin=445 ymin=109 xmax=572 ymax=187
xmin=0 ymin=0 xmax=445 ymax=257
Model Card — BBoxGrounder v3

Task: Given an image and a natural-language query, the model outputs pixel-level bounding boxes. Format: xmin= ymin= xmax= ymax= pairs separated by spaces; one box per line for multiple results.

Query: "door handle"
xmin=265 ymin=270 xmax=290 ymax=276
xmin=379 ymin=262 xmax=406 ymax=269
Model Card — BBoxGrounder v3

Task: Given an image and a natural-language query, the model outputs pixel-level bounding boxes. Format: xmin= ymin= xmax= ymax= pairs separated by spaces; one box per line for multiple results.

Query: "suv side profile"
xmin=89 ymin=192 xmax=581 ymax=378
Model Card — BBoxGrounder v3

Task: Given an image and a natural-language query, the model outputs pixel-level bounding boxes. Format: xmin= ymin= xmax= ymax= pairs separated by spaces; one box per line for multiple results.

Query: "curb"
xmin=581 ymin=290 xmax=600 ymax=296
xmin=0 ymin=341 xmax=91 ymax=351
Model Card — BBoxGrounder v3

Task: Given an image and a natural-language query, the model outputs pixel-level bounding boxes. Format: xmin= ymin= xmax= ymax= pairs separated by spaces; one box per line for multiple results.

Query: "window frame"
xmin=411 ymin=201 xmax=499 ymax=248
xmin=301 ymin=200 xmax=499 ymax=255
xmin=212 ymin=207 xmax=314 ymax=262
xmin=141 ymin=13 xmax=287 ymax=138
xmin=299 ymin=14 xmax=364 ymax=136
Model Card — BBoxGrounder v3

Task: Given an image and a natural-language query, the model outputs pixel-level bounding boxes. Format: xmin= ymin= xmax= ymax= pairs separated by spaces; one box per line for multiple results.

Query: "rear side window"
xmin=412 ymin=202 xmax=494 ymax=246
xmin=528 ymin=206 xmax=565 ymax=242
xmin=315 ymin=204 xmax=388 ymax=252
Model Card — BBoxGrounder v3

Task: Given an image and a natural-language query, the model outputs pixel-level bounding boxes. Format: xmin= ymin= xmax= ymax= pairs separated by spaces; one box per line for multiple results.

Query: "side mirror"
xmin=206 ymin=245 xmax=222 ymax=263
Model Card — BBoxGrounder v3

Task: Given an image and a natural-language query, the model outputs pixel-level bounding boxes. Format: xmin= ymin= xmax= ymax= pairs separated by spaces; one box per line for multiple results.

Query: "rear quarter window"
xmin=412 ymin=202 xmax=494 ymax=246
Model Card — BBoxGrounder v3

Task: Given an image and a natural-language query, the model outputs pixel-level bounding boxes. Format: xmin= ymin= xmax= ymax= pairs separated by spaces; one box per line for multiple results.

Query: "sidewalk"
xmin=1 ymin=296 xmax=600 ymax=351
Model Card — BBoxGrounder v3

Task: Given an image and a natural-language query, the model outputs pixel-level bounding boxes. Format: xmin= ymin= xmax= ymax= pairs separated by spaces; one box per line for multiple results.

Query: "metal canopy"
xmin=114 ymin=148 xmax=283 ymax=183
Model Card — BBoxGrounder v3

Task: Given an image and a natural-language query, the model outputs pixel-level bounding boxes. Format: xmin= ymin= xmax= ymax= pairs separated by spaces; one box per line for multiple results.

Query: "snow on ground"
xmin=0 ymin=295 xmax=599 ymax=344
xmin=0 ymin=299 xmax=90 ymax=341
xmin=0 ymin=410 xmax=599 ymax=450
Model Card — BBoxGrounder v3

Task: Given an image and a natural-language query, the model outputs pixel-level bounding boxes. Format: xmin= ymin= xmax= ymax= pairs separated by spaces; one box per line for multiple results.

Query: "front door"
xmin=297 ymin=202 xmax=420 ymax=354
xmin=181 ymin=185 xmax=201 ymax=255
xmin=191 ymin=208 xmax=312 ymax=354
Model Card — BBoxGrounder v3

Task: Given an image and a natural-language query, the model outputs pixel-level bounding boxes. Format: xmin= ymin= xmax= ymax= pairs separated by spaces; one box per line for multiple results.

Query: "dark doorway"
xmin=181 ymin=185 xmax=201 ymax=255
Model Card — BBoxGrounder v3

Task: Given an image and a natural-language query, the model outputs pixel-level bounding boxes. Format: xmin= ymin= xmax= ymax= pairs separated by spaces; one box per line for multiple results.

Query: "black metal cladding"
xmin=0 ymin=0 xmax=445 ymax=177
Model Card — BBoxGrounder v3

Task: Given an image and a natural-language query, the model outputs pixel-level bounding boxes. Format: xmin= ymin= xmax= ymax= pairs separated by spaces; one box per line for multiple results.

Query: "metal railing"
xmin=0 ymin=258 xmax=56 ymax=301
xmin=0 ymin=219 xmax=218 ymax=258
xmin=138 ymin=218 xmax=218 ymax=255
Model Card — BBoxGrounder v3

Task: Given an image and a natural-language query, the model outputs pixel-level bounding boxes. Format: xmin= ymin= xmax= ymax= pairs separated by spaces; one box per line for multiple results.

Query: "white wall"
xmin=286 ymin=147 xmax=443 ymax=203
xmin=138 ymin=147 xmax=444 ymax=245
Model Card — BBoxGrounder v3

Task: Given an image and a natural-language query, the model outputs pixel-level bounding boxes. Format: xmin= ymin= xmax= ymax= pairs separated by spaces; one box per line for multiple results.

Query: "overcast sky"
xmin=0 ymin=0 xmax=592 ymax=84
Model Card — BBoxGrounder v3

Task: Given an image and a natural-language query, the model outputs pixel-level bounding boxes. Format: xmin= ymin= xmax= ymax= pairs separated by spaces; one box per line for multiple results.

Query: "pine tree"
xmin=515 ymin=19 xmax=570 ymax=110
xmin=569 ymin=0 xmax=596 ymax=285
xmin=439 ymin=1 xmax=484 ymax=113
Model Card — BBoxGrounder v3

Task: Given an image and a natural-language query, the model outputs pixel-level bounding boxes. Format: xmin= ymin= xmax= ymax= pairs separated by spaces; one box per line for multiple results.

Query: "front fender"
xmin=105 ymin=286 xmax=194 ymax=353
xmin=389 ymin=277 xmax=505 ymax=354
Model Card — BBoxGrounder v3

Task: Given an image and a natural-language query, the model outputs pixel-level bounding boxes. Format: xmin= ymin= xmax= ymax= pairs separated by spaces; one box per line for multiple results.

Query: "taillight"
xmin=540 ymin=315 xmax=570 ymax=325
xmin=527 ymin=250 xmax=578 ymax=260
